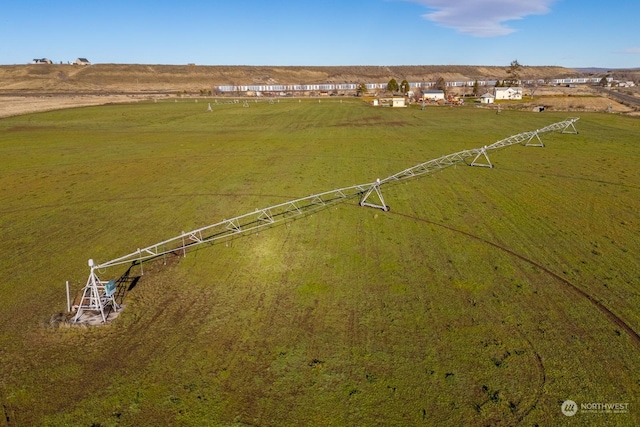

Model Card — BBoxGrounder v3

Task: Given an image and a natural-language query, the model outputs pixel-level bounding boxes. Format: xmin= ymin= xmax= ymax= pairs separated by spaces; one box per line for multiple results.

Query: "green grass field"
xmin=0 ymin=99 xmax=639 ymax=426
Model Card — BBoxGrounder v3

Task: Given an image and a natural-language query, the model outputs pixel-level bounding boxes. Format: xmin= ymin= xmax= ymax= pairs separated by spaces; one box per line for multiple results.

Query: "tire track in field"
xmin=390 ymin=210 xmax=640 ymax=351
xmin=511 ymin=329 xmax=546 ymax=426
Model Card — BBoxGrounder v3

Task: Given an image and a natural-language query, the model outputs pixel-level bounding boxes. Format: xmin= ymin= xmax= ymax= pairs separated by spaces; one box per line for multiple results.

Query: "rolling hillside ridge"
xmin=0 ymin=64 xmax=600 ymax=93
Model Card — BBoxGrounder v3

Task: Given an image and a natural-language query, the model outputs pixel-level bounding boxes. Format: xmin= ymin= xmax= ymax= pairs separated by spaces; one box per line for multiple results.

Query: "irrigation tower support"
xmin=470 ymin=146 xmax=493 ymax=168
xmin=359 ymin=179 xmax=389 ymax=211
xmin=72 ymin=259 xmax=119 ymax=323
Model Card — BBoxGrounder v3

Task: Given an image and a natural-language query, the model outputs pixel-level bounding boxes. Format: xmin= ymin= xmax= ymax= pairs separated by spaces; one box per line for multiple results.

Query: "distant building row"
xmin=32 ymin=58 xmax=91 ymax=65
xmin=374 ymin=86 xmax=525 ymax=108
xmin=421 ymin=87 xmax=523 ymax=102
xmin=215 ymin=77 xmax=613 ymax=94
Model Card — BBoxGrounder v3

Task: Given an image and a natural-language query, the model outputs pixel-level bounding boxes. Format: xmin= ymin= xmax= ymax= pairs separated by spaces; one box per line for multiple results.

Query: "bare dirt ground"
xmin=0 ymin=94 xmax=153 ymax=118
xmin=526 ymin=86 xmax=638 ymax=114
xmin=515 ymin=95 xmax=633 ymax=113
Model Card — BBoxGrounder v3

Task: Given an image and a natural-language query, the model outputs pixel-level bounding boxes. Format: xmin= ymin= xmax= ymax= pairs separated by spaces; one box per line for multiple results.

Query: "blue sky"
xmin=1 ymin=0 xmax=638 ymax=68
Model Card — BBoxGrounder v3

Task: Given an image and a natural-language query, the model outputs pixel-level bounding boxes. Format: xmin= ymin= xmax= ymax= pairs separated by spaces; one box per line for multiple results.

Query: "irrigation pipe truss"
xmin=70 ymin=117 xmax=579 ymax=322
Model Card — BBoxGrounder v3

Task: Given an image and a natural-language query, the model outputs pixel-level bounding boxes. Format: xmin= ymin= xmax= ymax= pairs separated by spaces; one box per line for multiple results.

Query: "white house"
xmin=480 ymin=93 xmax=495 ymax=104
xmin=74 ymin=58 xmax=91 ymax=65
xmin=494 ymin=87 xmax=523 ymax=100
xmin=422 ymin=90 xmax=445 ymax=101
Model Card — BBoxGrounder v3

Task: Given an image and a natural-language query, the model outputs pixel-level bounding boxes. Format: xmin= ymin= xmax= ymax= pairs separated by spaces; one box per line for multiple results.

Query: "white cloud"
xmin=406 ymin=0 xmax=556 ymax=37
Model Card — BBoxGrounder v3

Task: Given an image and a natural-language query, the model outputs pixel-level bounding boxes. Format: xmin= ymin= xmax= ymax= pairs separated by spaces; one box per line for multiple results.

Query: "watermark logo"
xmin=561 ymin=399 xmax=630 ymax=416
xmin=561 ymin=400 xmax=578 ymax=417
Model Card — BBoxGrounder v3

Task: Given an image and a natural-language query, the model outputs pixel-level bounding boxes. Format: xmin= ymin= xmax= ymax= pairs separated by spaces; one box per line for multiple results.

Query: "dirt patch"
xmin=531 ymin=95 xmax=632 ymax=112
xmin=47 ymin=304 xmax=125 ymax=328
xmin=0 ymin=94 xmax=152 ymax=118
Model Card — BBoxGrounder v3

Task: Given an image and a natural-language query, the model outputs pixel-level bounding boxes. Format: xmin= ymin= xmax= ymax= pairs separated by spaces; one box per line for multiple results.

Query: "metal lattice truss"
xmin=381 ymin=117 xmax=580 ymax=180
xmin=96 ymin=185 xmax=367 ymax=271
xmin=72 ymin=117 xmax=579 ymax=322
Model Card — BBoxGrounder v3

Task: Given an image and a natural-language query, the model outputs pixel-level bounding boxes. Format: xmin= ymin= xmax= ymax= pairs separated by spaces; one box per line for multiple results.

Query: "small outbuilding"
xmin=480 ymin=93 xmax=495 ymax=104
xmin=374 ymin=96 xmax=406 ymax=107
xmin=74 ymin=58 xmax=91 ymax=65
xmin=391 ymin=96 xmax=406 ymax=107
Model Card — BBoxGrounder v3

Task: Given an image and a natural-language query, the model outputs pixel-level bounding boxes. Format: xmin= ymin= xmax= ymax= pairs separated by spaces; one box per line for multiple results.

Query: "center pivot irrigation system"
xmin=68 ymin=118 xmax=580 ymax=323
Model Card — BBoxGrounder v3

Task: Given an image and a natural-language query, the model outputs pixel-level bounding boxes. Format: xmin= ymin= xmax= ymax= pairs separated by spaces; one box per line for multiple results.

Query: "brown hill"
xmin=0 ymin=64 xmax=580 ymax=93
